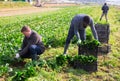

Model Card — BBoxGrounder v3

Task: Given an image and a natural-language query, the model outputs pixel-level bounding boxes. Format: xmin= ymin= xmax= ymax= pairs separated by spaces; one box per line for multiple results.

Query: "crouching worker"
xmin=15 ymin=25 xmax=45 ymax=60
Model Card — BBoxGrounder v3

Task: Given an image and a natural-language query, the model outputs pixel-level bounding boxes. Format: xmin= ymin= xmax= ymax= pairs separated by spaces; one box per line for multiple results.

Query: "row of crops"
xmin=0 ymin=54 xmax=98 ymax=81
xmin=0 ymin=4 xmax=120 ymax=80
xmin=0 ymin=6 xmax=105 ymax=80
xmin=0 ymin=6 xmax=97 ymax=58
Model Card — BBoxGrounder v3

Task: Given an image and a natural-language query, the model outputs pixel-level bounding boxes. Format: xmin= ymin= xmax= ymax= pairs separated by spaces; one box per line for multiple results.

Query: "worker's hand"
xmin=15 ymin=53 xmax=20 ymax=59
xmin=77 ymin=39 xmax=81 ymax=45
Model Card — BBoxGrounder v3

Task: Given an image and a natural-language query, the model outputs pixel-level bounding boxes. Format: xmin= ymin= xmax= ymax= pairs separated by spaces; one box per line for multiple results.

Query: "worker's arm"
xmin=89 ymin=20 xmax=98 ymax=40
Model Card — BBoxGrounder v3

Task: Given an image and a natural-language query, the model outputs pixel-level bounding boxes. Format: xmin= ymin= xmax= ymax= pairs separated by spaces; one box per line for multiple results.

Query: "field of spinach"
xmin=0 ymin=5 xmax=120 ymax=81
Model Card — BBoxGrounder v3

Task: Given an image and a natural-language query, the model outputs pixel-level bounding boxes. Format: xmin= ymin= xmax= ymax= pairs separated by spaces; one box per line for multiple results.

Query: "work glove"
xmin=15 ymin=53 xmax=20 ymax=59
xmin=77 ymin=39 xmax=81 ymax=45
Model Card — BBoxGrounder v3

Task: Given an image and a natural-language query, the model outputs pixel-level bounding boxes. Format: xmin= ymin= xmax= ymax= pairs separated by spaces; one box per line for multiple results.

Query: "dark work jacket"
xmin=19 ymin=31 xmax=45 ymax=56
xmin=102 ymin=5 xmax=109 ymax=13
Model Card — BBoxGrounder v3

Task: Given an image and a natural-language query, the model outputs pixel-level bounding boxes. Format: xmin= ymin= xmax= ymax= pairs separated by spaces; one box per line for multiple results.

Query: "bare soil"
xmin=0 ymin=3 xmax=77 ymax=17
xmin=0 ymin=7 xmax=59 ymax=17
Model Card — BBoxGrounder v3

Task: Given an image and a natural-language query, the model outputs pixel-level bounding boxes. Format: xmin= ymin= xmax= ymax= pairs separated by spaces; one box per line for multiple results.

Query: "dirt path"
xmin=0 ymin=3 xmax=77 ymax=17
xmin=0 ymin=7 xmax=59 ymax=17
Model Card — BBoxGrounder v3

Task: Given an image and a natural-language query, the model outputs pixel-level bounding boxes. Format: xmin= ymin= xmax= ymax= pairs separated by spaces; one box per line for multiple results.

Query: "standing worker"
xmin=100 ymin=3 xmax=109 ymax=22
xmin=15 ymin=25 xmax=45 ymax=60
xmin=63 ymin=14 xmax=98 ymax=54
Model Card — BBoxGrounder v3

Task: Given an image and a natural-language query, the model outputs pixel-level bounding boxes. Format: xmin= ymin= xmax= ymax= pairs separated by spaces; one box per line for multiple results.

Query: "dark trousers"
xmin=66 ymin=23 xmax=86 ymax=44
xmin=21 ymin=45 xmax=42 ymax=60
xmin=63 ymin=22 xmax=86 ymax=54
xmin=100 ymin=12 xmax=108 ymax=22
